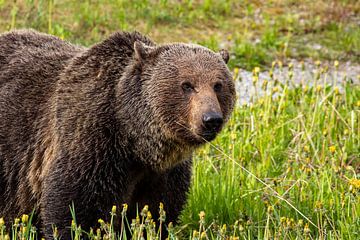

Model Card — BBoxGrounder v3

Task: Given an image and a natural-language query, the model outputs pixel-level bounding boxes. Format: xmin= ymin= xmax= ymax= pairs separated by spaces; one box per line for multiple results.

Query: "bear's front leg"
xmin=129 ymin=159 xmax=192 ymax=234
xmin=40 ymin=158 xmax=127 ymax=239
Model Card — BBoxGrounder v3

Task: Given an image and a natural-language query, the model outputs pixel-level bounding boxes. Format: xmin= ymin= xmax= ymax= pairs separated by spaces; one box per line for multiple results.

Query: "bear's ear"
xmin=218 ymin=49 xmax=230 ymax=64
xmin=134 ymin=41 xmax=156 ymax=61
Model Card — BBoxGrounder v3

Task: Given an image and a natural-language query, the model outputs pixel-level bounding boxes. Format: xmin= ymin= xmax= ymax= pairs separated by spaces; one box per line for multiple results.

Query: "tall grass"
xmin=183 ymin=62 xmax=359 ymax=239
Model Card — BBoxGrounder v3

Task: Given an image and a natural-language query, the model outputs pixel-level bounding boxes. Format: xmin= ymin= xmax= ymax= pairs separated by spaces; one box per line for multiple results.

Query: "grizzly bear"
xmin=0 ymin=29 xmax=235 ymax=239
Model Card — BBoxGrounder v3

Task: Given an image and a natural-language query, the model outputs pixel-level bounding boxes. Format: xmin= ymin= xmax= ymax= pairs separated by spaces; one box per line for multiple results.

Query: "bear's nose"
xmin=202 ymin=112 xmax=223 ymax=131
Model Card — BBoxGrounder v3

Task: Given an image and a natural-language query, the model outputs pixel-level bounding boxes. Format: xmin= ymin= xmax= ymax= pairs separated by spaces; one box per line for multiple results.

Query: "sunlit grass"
xmin=0 ymin=0 xmax=359 ymax=69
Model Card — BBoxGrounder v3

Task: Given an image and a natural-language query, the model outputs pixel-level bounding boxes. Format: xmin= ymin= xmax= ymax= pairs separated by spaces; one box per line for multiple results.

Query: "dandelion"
xmin=141 ymin=205 xmax=148 ymax=217
xmin=253 ymin=67 xmax=260 ymax=74
xmin=71 ymin=220 xmax=76 ymax=230
xmin=252 ymin=75 xmax=258 ymax=85
xmin=98 ymin=219 xmax=104 ymax=225
xmin=356 ymin=100 xmax=360 ymax=107
xmin=233 ymin=67 xmax=239 ymax=80
xmin=272 ymin=87 xmax=279 ymax=93
xmin=304 ymin=223 xmax=310 ymax=234
xmin=14 ymin=218 xmax=20 ymax=225
xmin=286 ymin=218 xmax=295 ymax=229
xmin=262 ymin=79 xmax=268 ymax=90
xmin=303 ymin=85 xmax=309 ymax=93
xmin=334 ymin=87 xmax=340 ymax=95
xmin=315 ymin=60 xmax=321 ymax=67
xmin=269 ymin=70 xmax=274 ymax=79
xmin=111 ymin=205 xmax=117 ymax=214
xmin=159 ymin=202 xmax=166 ymax=222
xmin=239 ymin=224 xmax=244 ymax=232
xmin=146 ymin=211 xmax=152 ymax=221
xmin=53 ymin=226 xmax=59 ymax=239
xmin=221 ymin=224 xmax=227 ymax=234
xmin=322 ymin=129 xmax=328 ymax=136
xmin=334 ymin=60 xmax=339 ymax=68
xmin=234 ymin=67 xmax=239 ymax=76
xmin=329 ymin=145 xmax=336 ymax=154
xmin=200 ymin=231 xmax=207 ymax=239
xmin=303 ymin=145 xmax=310 ymax=152
xmin=314 ymin=201 xmax=323 ymax=210
xmin=192 ymin=230 xmax=199 ymax=238
xmin=21 ymin=214 xmax=29 ymax=224
xmin=316 ymin=85 xmax=322 ymax=92
xmin=288 ymin=62 xmax=293 ymax=70
xmin=298 ymin=219 xmax=304 ymax=227
xmin=96 ymin=228 xmax=101 ymax=239
xmin=349 ymin=179 xmax=360 ymax=189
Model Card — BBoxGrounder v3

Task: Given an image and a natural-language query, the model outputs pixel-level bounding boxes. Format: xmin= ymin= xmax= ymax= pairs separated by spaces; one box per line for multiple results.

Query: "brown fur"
xmin=0 ymin=29 xmax=235 ymax=239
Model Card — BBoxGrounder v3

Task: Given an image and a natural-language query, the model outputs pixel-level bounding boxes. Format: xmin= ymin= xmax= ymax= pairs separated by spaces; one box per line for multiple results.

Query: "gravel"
xmin=234 ymin=60 xmax=360 ymax=105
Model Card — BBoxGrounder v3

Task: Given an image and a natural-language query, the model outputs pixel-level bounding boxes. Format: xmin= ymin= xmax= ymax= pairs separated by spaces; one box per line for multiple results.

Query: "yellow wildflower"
xmin=199 ymin=211 xmax=205 ymax=220
xmin=304 ymin=223 xmax=310 ymax=234
xmin=329 ymin=146 xmax=336 ymax=154
xmin=253 ymin=67 xmax=260 ymax=74
xmin=111 ymin=205 xmax=117 ymax=214
xmin=304 ymin=145 xmax=310 ymax=152
xmin=316 ymin=85 xmax=322 ymax=92
xmin=349 ymin=179 xmax=360 ymax=189
xmin=21 ymin=214 xmax=29 ymax=224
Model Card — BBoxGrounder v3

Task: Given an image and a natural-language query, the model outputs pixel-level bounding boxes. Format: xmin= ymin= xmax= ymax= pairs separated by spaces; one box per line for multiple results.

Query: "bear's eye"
xmin=182 ymin=82 xmax=194 ymax=93
xmin=214 ymin=82 xmax=223 ymax=93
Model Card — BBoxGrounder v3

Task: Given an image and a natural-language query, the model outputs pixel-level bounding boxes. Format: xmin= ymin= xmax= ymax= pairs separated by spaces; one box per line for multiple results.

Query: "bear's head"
xmin=131 ymin=41 xmax=236 ymax=147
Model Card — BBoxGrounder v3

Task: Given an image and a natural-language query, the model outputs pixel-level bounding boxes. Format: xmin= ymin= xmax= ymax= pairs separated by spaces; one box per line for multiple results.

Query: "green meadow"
xmin=0 ymin=1 xmax=359 ymax=239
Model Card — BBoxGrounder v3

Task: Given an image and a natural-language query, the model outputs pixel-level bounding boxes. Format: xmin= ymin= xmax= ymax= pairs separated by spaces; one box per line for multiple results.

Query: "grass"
xmin=0 ymin=0 xmax=359 ymax=70
xmin=0 ymin=1 xmax=359 ymax=239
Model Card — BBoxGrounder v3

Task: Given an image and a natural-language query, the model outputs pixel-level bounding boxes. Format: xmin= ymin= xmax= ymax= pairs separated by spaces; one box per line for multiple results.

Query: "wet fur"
xmin=0 ymin=30 xmax=234 ymax=238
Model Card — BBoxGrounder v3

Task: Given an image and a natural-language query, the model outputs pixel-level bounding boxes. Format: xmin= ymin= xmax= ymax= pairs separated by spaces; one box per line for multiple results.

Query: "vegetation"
xmin=0 ymin=0 xmax=359 ymax=239
xmin=0 ymin=0 xmax=359 ymax=70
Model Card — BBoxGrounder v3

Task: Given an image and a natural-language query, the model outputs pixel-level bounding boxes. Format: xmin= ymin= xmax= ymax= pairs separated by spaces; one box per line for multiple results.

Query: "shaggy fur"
xmin=0 ymin=29 xmax=235 ymax=239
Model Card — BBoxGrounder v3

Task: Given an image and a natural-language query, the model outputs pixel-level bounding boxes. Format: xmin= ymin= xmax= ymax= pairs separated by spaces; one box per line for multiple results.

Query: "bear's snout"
xmin=202 ymin=112 xmax=223 ymax=132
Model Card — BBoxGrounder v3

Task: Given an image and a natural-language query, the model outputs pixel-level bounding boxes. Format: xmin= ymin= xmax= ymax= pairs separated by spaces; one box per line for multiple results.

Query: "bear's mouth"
xmin=199 ymin=131 xmax=218 ymax=142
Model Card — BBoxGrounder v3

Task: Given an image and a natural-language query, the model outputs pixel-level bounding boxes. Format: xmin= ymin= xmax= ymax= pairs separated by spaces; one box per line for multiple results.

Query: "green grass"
xmin=0 ymin=0 xmax=359 ymax=70
xmin=0 ymin=1 xmax=359 ymax=239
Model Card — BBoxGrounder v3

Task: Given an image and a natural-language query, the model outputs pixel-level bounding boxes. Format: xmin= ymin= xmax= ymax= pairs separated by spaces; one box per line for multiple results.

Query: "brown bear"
xmin=0 ymin=29 xmax=235 ymax=239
